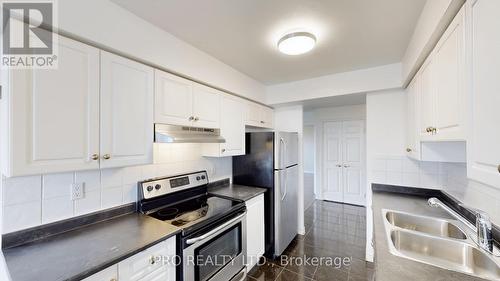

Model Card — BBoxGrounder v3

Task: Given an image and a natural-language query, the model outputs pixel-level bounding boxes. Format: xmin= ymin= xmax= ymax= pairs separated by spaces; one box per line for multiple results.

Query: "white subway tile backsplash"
xmin=402 ymin=158 xmax=420 ymax=173
xmin=3 ymin=201 xmax=41 ymax=233
xmin=42 ymin=173 xmax=73 ymax=199
xmin=75 ymin=170 xmax=101 ymax=191
xmin=101 ymin=186 xmax=123 ymax=209
xmin=402 ymin=173 xmax=420 ymax=187
xmin=386 ymin=172 xmax=403 ymax=185
xmin=122 ymin=183 xmax=138 ymax=203
xmin=42 ymin=196 xmax=74 ymax=223
xmin=1 ymin=148 xmax=232 ymax=233
xmin=386 ymin=159 xmax=403 ymax=172
xmin=101 ymin=168 xmax=123 ymax=189
xmin=74 ymin=190 xmax=101 ymax=216
xmin=420 ymin=161 xmax=439 ymax=174
xmin=3 ymin=175 xmax=42 ymax=206
xmin=371 ymin=171 xmax=387 ymax=183
xmin=372 ymin=159 xmax=386 ymax=172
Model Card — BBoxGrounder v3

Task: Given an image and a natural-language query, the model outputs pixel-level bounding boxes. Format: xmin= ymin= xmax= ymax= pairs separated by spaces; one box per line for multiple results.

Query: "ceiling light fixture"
xmin=277 ymin=32 xmax=316 ymax=55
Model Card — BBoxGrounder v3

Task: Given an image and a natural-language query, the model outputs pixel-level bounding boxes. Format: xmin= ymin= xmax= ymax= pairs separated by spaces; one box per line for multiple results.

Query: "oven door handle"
xmin=186 ymin=212 xmax=246 ymax=245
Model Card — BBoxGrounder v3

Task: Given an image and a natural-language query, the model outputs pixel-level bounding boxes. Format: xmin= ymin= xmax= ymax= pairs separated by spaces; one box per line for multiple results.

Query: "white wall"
xmin=0 ymin=144 xmax=231 ymax=234
xmin=266 ymin=64 xmax=401 ymax=105
xmin=274 ymin=106 xmax=305 ymax=235
xmin=57 ymin=0 xmax=266 ymax=103
xmin=303 ymin=125 xmax=315 ymax=210
xmin=402 ymin=0 xmax=465 ymax=85
xmin=304 ymin=105 xmax=366 ymax=199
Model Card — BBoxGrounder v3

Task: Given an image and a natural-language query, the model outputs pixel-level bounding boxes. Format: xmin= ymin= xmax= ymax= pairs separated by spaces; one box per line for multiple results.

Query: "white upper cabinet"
xmin=155 ymin=70 xmax=193 ymax=125
xmin=406 ymin=77 xmax=421 ymax=160
xmin=100 ymin=51 xmax=154 ymax=168
xmin=467 ymin=0 xmax=500 ymax=188
xmin=155 ymin=70 xmax=220 ymax=128
xmin=192 ymin=84 xmax=221 ymax=128
xmin=433 ymin=7 xmax=466 ymax=140
xmin=245 ymin=102 xmax=274 ymax=129
xmin=1 ymin=34 xmax=100 ymax=177
xmin=203 ymin=95 xmax=245 ymax=157
xmin=417 ymin=6 xmax=466 ymax=141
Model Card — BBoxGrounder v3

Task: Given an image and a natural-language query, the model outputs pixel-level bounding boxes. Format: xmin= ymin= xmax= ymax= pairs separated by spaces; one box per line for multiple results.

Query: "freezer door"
xmin=273 ymin=165 xmax=298 ymax=256
xmin=274 ymin=132 xmax=299 ymax=170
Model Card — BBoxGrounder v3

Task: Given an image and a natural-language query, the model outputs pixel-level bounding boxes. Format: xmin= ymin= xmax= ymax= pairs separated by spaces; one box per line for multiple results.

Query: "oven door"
xmin=183 ymin=212 xmax=247 ymax=281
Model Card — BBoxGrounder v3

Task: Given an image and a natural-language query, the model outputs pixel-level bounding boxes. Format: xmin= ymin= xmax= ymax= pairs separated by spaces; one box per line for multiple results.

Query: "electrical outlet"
xmin=71 ymin=183 xmax=84 ymax=200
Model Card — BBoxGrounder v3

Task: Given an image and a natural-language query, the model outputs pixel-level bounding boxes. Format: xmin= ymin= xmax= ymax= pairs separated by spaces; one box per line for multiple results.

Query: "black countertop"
xmin=372 ymin=190 xmax=491 ymax=281
xmin=209 ymin=183 xmax=267 ymax=202
xmin=2 ymin=213 xmax=180 ymax=281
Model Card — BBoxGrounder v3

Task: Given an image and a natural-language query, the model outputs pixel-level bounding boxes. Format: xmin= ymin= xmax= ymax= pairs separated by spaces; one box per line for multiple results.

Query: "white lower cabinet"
xmin=84 ymin=237 xmax=176 ymax=281
xmin=245 ymin=194 xmax=265 ymax=271
xmin=82 ymin=265 xmax=118 ymax=281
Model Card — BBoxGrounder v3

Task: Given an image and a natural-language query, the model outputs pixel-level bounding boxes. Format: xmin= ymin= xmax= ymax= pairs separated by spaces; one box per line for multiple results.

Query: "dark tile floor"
xmin=247 ymin=200 xmax=375 ymax=281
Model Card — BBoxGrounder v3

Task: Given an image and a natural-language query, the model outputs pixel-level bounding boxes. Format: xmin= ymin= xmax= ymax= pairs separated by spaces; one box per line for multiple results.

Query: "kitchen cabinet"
xmin=0 ymin=33 xmax=101 ymax=176
xmin=0 ymin=34 xmax=154 ymax=177
xmin=203 ymin=95 xmax=245 ymax=157
xmin=155 ymin=70 xmax=220 ymax=128
xmin=245 ymin=102 xmax=274 ymax=129
xmin=405 ymin=77 xmax=421 ymax=160
xmin=467 ymin=0 xmax=500 ymax=188
xmin=245 ymin=194 xmax=265 ymax=271
xmin=100 ymin=51 xmax=154 ymax=168
xmin=82 ymin=265 xmax=118 ymax=281
xmin=119 ymin=237 xmax=176 ymax=281
xmin=82 ymin=236 xmax=176 ymax=281
xmin=418 ymin=7 xmax=466 ymax=141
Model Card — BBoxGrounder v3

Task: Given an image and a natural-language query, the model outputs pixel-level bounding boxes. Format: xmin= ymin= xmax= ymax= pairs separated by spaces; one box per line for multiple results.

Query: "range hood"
xmin=154 ymin=124 xmax=225 ymax=143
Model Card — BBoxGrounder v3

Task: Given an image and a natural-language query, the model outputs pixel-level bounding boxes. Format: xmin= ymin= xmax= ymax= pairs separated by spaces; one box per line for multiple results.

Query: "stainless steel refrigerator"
xmin=232 ymin=131 xmax=299 ymax=258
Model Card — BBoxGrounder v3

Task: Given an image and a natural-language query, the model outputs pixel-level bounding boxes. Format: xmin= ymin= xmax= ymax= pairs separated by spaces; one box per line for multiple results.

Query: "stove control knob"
xmin=196 ymin=176 xmax=201 ymax=181
xmin=201 ymin=175 xmax=206 ymax=180
xmin=146 ymin=186 xmax=154 ymax=192
xmin=155 ymin=184 xmax=161 ymax=190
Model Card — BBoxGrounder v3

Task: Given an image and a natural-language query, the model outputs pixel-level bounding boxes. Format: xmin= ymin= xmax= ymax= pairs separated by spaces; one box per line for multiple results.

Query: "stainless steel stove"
xmin=138 ymin=171 xmax=247 ymax=281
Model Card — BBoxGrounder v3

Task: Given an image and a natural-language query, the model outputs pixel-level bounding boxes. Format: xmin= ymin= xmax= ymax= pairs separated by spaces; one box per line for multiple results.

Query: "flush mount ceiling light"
xmin=277 ymin=32 xmax=316 ymax=55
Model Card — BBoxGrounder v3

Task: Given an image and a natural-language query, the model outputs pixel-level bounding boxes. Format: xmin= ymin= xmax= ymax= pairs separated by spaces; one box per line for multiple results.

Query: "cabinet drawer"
xmin=82 ymin=265 xmax=118 ymax=281
xmin=119 ymin=237 xmax=176 ymax=281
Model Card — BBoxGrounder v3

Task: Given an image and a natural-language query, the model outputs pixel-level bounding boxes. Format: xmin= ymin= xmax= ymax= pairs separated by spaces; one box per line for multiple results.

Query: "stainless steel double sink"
xmin=382 ymin=209 xmax=500 ymax=280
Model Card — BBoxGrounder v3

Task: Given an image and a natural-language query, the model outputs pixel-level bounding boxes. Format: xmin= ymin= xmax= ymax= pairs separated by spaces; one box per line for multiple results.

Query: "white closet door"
xmin=100 ymin=51 xmax=154 ymax=168
xmin=322 ymin=122 xmax=343 ymax=202
xmin=341 ymin=121 xmax=365 ymax=206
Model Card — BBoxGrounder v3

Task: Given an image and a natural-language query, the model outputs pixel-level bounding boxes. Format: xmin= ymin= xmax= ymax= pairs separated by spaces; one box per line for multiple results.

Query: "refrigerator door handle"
xmin=279 ymin=137 xmax=285 ymax=170
xmin=281 ymin=168 xmax=287 ymax=201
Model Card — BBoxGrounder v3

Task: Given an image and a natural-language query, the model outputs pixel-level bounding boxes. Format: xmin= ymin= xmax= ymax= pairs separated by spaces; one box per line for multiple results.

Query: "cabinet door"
xmin=467 ymin=0 xmax=500 ymax=187
xmin=245 ymin=102 xmax=262 ymax=127
xmin=245 ymin=194 xmax=265 ymax=271
xmin=4 ymin=34 xmax=100 ymax=176
xmin=434 ymin=7 xmax=466 ymax=140
xmin=192 ymin=84 xmax=220 ymax=128
xmin=119 ymin=237 xmax=176 ymax=281
xmin=418 ymin=58 xmax=435 ymax=140
xmin=261 ymin=106 xmax=274 ymax=129
xmin=220 ymin=96 xmax=245 ymax=156
xmin=406 ymin=77 xmax=421 ymax=160
xmin=100 ymin=51 xmax=154 ymax=168
xmin=82 ymin=265 xmax=118 ymax=281
xmin=154 ymin=70 xmax=193 ymax=126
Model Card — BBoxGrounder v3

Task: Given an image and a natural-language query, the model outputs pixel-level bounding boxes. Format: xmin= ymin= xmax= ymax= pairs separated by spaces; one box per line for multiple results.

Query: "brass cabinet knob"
xmin=194 ymin=116 xmax=199 ymax=121
xmin=432 ymin=127 xmax=437 ymax=134
xmin=498 ymin=165 xmax=500 ymax=173
xmin=336 ymin=164 xmax=342 ymax=167
xmin=110 ymin=279 xmax=117 ymax=281
xmin=149 ymin=255 xmax=157 ymax=265
xmin=188 ymin=116 xmax=194 ymax=121
xmin=406 ymin=148 xmax=412 ymax=153
xmin=102 ymin=154 xmax=111 ymax=160
xmin=343 ymin=164 xmax=350 ymax=168
xmin=91 ymin=154 xmax=99 ymax=160
xmin=425 ymin=127 xmax=431 ymax=133
xmin=260 ymin=120 xmax=265 ymax=124
xmin=221 ymin=148 xmax=226 ymax=153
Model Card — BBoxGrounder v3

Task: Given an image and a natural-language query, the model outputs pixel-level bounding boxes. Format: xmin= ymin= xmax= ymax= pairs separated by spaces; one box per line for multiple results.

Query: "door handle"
xmin=186 ymin=212 xmax=246 ymax=245
xmin=336 ymin=164 xmax=342 ymax=167
xmin=281 ymin=170 xmax=288 ymax=201
xmin=343 ymin=164 xmax=350 ymax=168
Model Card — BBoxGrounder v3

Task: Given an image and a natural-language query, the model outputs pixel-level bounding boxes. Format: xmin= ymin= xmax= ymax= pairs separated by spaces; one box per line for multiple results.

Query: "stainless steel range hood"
xmin=154 ymin=124 xmax=225 ymax=143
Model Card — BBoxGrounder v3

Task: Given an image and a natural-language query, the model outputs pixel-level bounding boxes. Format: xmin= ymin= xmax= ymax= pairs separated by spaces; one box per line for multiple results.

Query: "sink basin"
xmin=390 ymin=230 xmax=500 ymax=280
xmin=385 ymin=211 xmax=467 ymax=239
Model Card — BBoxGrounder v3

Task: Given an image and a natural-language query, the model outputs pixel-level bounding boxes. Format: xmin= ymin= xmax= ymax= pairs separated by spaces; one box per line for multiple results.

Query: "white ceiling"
xmin=112 ymin=0 xmax=426 ymax=85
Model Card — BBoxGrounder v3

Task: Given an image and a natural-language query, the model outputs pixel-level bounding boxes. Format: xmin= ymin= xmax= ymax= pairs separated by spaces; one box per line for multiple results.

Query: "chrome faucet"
xmin=428 ymin=197 xmax=494 ymax=253
xmin=476 ymin=211 xmax=494 ymax=252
